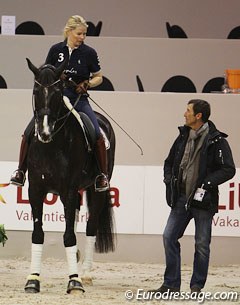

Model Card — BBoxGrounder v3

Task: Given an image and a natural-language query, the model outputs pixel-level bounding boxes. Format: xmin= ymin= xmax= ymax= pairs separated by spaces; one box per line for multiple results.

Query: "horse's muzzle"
xmin=36 ymin=115 xmax=54 ymax=143
xmin=37 ymin=133 xmax=52 ymax=143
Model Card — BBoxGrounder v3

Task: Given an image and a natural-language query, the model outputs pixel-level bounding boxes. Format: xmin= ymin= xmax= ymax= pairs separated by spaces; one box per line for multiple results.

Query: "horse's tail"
xmin=86 ymin=188 xmax=116 ymax=253
xmin=96 ymin=190 xmax=115 ymax=253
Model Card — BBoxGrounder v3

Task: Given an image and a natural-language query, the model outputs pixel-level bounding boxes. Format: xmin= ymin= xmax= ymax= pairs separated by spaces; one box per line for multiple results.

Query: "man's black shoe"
xmin=191 ymin=286 xmax=201 ymax=296
xmin=148 ymin=284 xmax=180 ymax=294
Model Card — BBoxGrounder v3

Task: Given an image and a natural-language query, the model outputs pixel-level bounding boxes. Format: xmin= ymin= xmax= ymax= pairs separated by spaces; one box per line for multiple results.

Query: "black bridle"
xmin=34 ymin=78 xmax=61 ymax=88
xmin=33 ymin=69 xmax=82 ymax=142
xmin=33 ymin=68 xmax=68 ymax=142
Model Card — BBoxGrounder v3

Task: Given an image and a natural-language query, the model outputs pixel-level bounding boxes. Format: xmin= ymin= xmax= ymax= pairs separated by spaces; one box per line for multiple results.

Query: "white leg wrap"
xmin=82 ymin=236 xmax=96 ymax=272
xmin=65 ymin=245 xmax=78 ymax=276
xmin=30 ymin=243 xmax=43 ymax=274
xmin=74 ymin=209 xmax=79 ymax=233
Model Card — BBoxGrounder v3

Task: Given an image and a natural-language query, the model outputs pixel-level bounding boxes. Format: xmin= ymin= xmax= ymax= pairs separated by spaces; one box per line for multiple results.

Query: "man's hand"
xmin=76 ymin=80 xmax=89 ymax=94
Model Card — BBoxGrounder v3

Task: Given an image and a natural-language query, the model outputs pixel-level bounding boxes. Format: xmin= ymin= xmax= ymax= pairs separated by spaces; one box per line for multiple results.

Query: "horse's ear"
xmin=55 ymin=59 xmax=68 ymax=79
xmin=26 ymin=58 xmax=39 ymax=77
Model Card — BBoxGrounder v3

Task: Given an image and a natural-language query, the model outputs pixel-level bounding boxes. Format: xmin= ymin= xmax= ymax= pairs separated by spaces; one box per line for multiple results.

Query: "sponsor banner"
xmin=0 ymin=162 xmax=239 ymax=236
xmin=0 ymin=162 xmax=144 ymax=234
xmin=143 ymin=167 xmax=240 ymax=236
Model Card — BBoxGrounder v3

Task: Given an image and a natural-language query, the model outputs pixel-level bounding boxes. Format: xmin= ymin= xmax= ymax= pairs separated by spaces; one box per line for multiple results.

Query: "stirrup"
xmin=10 ymin=170 xmax=26 ymax=187
xmin=94 ymin=173 xmax=109 ymax=192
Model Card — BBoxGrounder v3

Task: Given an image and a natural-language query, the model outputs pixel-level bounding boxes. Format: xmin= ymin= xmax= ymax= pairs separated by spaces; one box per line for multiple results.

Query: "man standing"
xmin=150 ymin=99 xmax=235 ymax=294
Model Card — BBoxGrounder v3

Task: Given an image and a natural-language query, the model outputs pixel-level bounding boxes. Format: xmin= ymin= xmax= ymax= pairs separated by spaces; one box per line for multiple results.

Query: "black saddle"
xmin=79 ymin=112 xmax=96 ymax=149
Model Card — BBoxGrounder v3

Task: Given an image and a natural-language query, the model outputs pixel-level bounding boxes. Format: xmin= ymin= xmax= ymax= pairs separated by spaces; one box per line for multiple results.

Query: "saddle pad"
xmin=63 ymin=96 xmax=110 ymax=149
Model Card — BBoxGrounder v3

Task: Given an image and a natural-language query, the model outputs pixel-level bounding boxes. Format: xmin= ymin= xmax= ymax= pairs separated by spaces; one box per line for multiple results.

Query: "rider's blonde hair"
xmin=63 ymin=15 xmax=88 ymax=39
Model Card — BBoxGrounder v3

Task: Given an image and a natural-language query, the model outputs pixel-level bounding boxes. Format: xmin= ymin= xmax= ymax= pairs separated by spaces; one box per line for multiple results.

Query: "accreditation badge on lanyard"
xmin=193 ymin=185 xmax=206 ymax=202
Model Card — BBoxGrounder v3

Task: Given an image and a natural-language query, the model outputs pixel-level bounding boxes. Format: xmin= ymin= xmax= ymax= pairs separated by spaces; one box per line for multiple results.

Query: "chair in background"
xmin=166 ymin=22 xmax=188 ymax=38
xmin=86 ymin=21 xmax=96 ymax=36
xmin=227 ymin=26 xmax=240 ymax=39
xmin=15 ymin=21 xmax=45 ymax=35
xmin=161 ymin=75 xmax=196 ymax=93
xmin=87 ymin=21 xmax=103 ymax=36
xmin=202 ymin=77 xmax=224 ymax=93
xmin=89 ymin=76 xmax=114 ymax=91
xmin=225 ymin=69 xmax=240 ymax=91
xmin=136 ymin=75 xmax=144 ymax=92
xmin=0 ymin=75 xmax=7 ymax=88
xmin=94 ymin=21 xmax=103 ymax=36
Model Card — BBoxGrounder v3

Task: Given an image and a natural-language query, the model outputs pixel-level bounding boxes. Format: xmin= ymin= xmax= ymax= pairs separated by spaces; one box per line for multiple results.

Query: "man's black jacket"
xmin=164 ymin=120 xmax=236 ymax=213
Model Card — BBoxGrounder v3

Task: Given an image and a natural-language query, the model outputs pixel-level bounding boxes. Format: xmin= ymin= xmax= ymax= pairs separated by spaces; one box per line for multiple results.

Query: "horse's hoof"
xmin=81 ymin=275 xmax=93 ymax=286
xmin=24 ymin=279 xmax=40 ymax=293
xmin=67 ymin=277 xmax=85 ymax=294
xmin=81 ymin=270 xmax=93 ymax=285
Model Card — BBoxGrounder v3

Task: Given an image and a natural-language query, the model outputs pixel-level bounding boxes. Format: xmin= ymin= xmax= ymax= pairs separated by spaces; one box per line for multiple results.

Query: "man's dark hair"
xmin=188 ymin=99 xmax=211 ymax=122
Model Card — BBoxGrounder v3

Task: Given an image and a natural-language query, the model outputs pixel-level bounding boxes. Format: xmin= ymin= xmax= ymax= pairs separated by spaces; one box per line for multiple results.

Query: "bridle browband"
xmin=35 ymin=79 xmax=61 ymax=88
xmin=34 ymin=64 xmax=61 ymax=88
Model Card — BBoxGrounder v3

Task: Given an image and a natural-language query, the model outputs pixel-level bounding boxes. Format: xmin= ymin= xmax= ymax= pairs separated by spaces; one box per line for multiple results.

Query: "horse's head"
xmin=27 ymin=58 xmax=66 ymax=143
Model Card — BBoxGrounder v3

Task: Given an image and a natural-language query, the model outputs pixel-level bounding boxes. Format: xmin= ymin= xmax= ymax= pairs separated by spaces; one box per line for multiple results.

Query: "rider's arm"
xmin=88 ymin=71 xmax=103 ymax=88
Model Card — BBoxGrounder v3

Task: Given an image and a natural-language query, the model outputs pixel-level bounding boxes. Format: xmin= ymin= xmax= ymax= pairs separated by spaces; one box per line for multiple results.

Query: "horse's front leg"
xmin=61 ymin=191 xmax=85 ymax=294
xmin=25 ymin=186 xmax=45 ymax=293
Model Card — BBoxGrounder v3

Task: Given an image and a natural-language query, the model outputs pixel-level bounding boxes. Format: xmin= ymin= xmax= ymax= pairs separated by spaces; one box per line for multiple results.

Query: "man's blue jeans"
xmin=163 ymin=194 xmax=214 ymax=289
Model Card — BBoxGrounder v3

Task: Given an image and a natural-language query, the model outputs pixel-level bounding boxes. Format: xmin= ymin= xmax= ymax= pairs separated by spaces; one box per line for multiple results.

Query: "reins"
xmin=33 ymin=76 xmax=82 ymax=141
xmin=49 ymin=94 xmax=81 ymax=139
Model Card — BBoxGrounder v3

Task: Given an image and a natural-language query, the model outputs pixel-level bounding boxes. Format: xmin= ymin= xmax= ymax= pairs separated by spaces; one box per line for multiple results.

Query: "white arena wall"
xmin=1 ymin=35 xmax=240 ymax=93
xmin=0 ymin=90 xmax=239 ymax=264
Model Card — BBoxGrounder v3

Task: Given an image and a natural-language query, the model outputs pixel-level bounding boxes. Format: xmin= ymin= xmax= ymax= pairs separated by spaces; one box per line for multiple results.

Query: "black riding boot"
xmin=10 ymin=135 xmax=28 ymax=186
xmin=94 ymin=135 xmax=109 ymax=192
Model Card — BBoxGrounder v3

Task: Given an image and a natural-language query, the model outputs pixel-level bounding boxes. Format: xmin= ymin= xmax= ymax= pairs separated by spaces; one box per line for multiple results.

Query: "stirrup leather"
xmin=94 ymin=173 xmax=109 ymax=192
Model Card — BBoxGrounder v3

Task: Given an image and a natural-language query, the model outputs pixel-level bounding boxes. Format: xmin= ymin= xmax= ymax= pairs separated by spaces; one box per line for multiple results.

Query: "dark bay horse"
xmin=24 ymin=58 xmax=115 ymax=294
